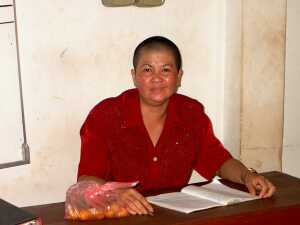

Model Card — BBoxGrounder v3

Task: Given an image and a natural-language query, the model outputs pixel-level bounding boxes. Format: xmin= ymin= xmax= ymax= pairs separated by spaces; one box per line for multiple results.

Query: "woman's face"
xmin=131 ymin=49 xmax=183 ymax=107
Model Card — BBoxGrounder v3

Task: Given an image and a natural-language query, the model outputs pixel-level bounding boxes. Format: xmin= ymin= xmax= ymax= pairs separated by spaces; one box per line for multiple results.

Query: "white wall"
xmin=223 ymin=0 xmax=242 ymax=159
xmin=0 ymin=0 xmax=225 ymax=206
xmin=282 ymin=0 xmax=300 ymax=178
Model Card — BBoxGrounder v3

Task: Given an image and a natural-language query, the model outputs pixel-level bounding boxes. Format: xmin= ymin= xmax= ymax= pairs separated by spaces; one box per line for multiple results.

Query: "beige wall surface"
xmin=240 ymin=0 xmax=286 ymax=172
xmin=283 ymin=0 xmax=300 ymax=178
xmin=0 ymin=0 xmax=226 ymax=206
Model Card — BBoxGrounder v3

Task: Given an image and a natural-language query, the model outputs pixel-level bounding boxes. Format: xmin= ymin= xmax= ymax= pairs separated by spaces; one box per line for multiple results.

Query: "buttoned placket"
xmin=144 ymin=110 xmax=176 ymax=190
xmin=144 ymin=128 xmax=161 ymax=189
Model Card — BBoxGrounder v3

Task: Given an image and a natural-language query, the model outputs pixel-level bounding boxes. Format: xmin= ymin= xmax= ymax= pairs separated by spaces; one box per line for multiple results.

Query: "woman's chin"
xmin=140 ymin=92 xmax=171 ymax=106
xmin=148 ymin=97 xmax=169 ymax=106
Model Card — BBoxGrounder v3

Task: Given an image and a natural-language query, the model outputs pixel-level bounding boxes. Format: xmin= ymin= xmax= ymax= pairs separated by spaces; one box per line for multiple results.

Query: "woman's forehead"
xmin=138 ymin=48 xmax=176 ymax=61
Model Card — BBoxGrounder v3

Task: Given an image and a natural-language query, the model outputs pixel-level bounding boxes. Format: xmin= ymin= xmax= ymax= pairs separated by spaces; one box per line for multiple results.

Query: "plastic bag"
xmin=64 ymin=180 xmax=138 ymax=220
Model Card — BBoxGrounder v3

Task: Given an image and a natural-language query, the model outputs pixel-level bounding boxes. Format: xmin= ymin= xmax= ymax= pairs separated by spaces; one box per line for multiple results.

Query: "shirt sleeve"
xmin=194 ymin=108 xmax=232 ymax=180
xmin=77 ymin=106 xmax=111 ymax=181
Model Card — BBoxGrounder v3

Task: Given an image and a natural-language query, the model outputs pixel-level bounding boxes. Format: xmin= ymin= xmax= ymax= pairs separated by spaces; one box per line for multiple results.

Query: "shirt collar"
xmin=122 ymin=89 xmax=143 ymax=128
xmin=165 ymin=94 xmax=185 ymax=128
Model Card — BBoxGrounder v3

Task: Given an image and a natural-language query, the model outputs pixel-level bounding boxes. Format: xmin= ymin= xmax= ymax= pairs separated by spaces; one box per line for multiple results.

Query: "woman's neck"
xmin=140 ymin=100 xmax=169 ymax=147
xmin=140 ymin=100 xmax=168 ymax=123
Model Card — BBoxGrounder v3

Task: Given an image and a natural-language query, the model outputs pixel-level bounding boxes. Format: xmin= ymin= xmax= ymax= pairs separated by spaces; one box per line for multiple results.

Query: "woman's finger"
xmin=130 ymin=190 xmax=154 ymax=213
xmin=262 ymin=179 xmax=276 ymax=198
xmin=246 ymin=182 xmax=257 ymax=196
xmin=118 ymin=188 xmax=151 ymax=215
xmin=257 ymin=178 xmax=268 ymax=198
xmin=123 ymin=194 xmax=148 ymax=215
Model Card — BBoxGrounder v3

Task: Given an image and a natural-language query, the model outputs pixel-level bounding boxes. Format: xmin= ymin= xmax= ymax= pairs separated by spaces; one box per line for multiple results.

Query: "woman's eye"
xmin=143 ymin=68 xmax=151 ymax=72
xmin=162 ymin=68 xmax=170 ymax=73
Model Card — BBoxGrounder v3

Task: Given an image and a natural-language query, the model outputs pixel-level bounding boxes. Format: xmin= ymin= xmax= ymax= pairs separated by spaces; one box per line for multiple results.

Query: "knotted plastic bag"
xmin=64 ymin=180 xmax=138 ymax=220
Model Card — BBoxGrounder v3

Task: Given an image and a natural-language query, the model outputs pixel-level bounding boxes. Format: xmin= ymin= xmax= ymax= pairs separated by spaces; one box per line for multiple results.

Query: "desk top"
xmin=23 ymin=172 xmax=300 ymax=225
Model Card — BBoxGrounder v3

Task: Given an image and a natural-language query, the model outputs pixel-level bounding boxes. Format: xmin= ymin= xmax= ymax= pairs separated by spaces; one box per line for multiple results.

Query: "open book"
xmin=147 ymin=179 xmax=258 ymax=213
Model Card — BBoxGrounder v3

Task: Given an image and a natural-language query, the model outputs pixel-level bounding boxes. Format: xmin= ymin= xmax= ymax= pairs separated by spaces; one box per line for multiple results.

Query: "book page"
xmin=147 ymin=192 xmax=222 ymax=213
xmin=181 ymin=179 xmax=258 ymax=205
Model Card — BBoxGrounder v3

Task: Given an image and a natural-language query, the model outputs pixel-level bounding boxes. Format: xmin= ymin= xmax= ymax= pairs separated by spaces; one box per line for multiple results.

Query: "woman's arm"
xmin=217 ymin=158 xmax=276 ymax=198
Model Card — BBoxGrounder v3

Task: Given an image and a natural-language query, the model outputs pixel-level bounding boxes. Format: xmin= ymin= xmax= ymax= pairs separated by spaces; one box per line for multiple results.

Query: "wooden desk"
xmin=23 ymin=172 xmax=300 ymax=225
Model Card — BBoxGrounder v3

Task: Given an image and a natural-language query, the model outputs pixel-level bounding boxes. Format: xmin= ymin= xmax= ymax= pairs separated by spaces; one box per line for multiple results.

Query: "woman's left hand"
xmin=243 ymin=172 xmax=276 ymax=198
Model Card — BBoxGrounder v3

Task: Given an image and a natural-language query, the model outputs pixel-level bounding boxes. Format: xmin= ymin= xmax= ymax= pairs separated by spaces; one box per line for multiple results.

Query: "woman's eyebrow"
xmin=162 ymin=64 xmax=174 ymax=67
xmin=141 ymin=63 xmax=152 ymax=67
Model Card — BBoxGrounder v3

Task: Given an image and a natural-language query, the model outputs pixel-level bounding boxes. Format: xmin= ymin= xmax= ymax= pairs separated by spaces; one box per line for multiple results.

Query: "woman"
xmin=77 ymin=36 xmax=275 ymax=215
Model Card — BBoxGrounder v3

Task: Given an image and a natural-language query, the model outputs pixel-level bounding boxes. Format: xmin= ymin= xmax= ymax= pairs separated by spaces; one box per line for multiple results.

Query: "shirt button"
xmin=152 ymin=156 xmax=158 ymax=162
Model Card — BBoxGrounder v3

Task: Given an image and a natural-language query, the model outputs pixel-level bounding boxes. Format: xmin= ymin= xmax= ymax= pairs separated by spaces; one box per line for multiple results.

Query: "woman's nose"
xmin=151 ymin=71 xmax=164 ymax=82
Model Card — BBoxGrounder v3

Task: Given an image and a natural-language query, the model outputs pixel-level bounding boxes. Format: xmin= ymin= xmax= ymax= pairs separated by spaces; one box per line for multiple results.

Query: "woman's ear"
xmin=131 ymin=69 xmax=137 ymax=87
xmin=177 ymin=69 xmax=183 ymax=87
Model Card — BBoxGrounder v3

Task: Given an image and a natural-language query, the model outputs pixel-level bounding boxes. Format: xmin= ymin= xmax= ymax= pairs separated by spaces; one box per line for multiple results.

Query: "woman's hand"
xmin=77 ymin=177 xmax=153 ymax=217
xmin=115 ymin=188 xmax=154 ymax=215
xmin=243 ymin=172 xmax=276 ymax=198
xmin=218 ymin=158 xmax=276 ymax=198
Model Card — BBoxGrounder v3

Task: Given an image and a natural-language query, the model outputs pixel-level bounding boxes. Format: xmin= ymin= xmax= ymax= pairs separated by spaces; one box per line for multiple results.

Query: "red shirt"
xmin=78 ymin=89 xmax=232 ymax=193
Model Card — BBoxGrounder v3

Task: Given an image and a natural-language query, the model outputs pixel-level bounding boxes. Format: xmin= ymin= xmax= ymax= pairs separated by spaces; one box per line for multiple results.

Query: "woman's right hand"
xmin=78 ymin=176 xmax=153 ymax=216
xmin=115 ymin=188 xmax=154 ymax=215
